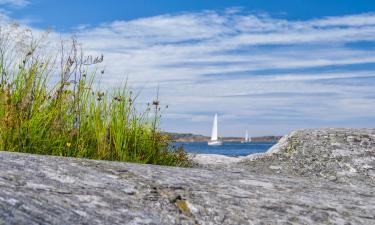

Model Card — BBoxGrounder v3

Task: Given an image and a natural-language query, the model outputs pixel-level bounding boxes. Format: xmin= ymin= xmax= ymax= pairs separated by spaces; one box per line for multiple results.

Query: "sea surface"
xmin=174 ymin=141 xmax=276 ymax=157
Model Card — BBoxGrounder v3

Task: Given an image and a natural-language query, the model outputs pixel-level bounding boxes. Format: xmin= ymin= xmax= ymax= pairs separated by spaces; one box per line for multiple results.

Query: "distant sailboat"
xmin=241 ymin=129 xmax=251 ymax=143
xmin=208 ymin=114 xmax=223 ymax=146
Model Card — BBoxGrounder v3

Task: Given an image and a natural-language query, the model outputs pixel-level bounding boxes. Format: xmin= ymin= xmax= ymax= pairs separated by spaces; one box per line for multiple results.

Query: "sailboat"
xmin=208 ymin=114 xmax=223 ymax=146
xmin=241 ymin=129 xmax=251 ymax=143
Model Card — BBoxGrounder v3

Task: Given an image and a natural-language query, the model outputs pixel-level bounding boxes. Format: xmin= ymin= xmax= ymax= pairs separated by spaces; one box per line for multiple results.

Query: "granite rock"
xmin=241 ymin=128 xmax=375 ymax=184
xmin=0 ymin=128 xmax=374 ymax=224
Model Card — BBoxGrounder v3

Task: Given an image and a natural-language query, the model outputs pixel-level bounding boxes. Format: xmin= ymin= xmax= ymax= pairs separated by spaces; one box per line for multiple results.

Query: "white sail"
xmin=211 ymin=114 xmax=218 ymax=141
xmin=208 ymin=114 xmax=222 ymax=145
xmin=242 ymin=129 xmax=251 ymax=143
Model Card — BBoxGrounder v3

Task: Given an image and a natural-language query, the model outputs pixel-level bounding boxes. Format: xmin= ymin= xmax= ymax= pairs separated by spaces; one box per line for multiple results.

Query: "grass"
xmin=0 ymin=24 xmax=190 ymax=167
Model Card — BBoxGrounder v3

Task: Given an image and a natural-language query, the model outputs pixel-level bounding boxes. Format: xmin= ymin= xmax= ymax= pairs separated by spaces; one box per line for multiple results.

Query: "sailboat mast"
xmin=211 ymin=114 xmax=218 ymax=141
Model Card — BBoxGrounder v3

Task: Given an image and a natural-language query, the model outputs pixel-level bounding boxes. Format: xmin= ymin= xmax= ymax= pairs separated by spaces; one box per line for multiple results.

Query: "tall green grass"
xmin=0 ymin=24 xmax=190 ymax=166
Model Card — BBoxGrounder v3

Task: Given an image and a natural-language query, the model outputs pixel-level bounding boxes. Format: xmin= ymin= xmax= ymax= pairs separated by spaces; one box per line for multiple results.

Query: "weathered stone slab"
xmin=0 ymin=151 xmax=373 ymax=224
xmin=0 ymin=128 xmax=374 ymax=224
xmin=241 ymin=128 xmax=375 ymax=183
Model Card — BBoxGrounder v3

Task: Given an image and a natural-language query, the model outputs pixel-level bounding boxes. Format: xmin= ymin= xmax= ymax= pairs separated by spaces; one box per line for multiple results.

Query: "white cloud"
xmin=309 ymin=13 xmax=375 ymax=27
xmin=73 ymin=11 xmax=375 ymax=135
xmin=3 ymin=10 xmax=375 ymax=136
xmin=0 ymin=0 xmax=29 ymax=7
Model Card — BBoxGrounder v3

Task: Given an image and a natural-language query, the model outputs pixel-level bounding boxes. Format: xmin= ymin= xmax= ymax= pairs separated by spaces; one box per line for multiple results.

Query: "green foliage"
xmin=0 ymin=24 xmax=190 ymax=167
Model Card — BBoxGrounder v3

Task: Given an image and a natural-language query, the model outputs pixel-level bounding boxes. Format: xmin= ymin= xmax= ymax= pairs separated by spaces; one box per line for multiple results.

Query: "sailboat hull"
xmin=208 ymin=140 xmax=223 ymax=146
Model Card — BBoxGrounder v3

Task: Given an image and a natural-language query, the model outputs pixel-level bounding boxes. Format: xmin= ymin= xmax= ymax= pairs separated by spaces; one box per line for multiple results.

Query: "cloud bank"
xmin=2 ymin=10 xmax=375 ymax=136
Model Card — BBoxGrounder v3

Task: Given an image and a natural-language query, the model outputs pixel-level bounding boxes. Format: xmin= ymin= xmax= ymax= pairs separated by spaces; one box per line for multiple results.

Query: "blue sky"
xmin=1 ymin=0 xmax=375 ymax=136
xmin=4 ymin=0 xmax=375 ymax=30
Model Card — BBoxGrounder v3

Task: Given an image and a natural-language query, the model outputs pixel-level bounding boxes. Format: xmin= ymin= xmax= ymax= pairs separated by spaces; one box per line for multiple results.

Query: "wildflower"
xmin=66 ymin=142 xmax=72 ymax=148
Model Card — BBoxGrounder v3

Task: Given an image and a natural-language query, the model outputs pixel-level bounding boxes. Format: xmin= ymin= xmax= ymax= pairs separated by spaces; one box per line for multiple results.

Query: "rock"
xmin=269 ymin=165 xmax=282 ymax=170
xmin=189 ymin=153 xmax=242 ymax=166
xmin=0 ymin=128 xmax=375 ymax=224
xmin=241 ymin=128 xmax=375 ymax=184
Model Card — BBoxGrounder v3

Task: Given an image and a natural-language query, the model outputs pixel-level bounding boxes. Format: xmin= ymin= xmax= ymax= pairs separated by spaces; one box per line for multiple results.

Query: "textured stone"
xmin=0 ymin=128 xmax=375 ymax=224
xmin=241 ymin=128 xmax=375 ymax=184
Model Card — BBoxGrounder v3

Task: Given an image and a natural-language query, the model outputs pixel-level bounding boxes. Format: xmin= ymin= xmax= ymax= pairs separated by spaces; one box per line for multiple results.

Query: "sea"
xmin=174 ymin=141 xmax=276 ymax=157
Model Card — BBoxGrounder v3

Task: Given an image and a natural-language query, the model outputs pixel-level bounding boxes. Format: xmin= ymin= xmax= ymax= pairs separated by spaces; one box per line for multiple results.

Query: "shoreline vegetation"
xmin=0 ymin=23 xmax=190 ymax=167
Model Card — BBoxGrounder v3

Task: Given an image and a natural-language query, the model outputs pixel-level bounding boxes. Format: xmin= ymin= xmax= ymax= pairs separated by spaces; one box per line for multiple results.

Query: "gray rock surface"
xmin=241 ymin=128 xmax=375 ymax=184
xmin=1 ymin=128 xmax=375 ymax=224
xmin=190 ymin=153 xmax=242 ymax=165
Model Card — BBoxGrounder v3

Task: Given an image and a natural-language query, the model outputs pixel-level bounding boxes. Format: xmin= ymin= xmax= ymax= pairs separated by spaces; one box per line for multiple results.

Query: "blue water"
xmin=174 ymin=142 xmax=276 ymax=157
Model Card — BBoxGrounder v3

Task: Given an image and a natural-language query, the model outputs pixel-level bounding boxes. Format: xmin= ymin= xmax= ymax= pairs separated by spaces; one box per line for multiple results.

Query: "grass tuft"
xmin=0 ymin=24 xmax=190 ymax=167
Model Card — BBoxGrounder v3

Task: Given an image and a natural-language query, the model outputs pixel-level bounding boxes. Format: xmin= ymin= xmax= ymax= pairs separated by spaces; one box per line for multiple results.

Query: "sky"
xmin=1 ymin=0 xmax=375 ymax=137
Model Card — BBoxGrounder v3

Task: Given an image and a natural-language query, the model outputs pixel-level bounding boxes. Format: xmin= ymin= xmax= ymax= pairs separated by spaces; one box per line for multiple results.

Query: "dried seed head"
xmin=97 ymin=91 xmax=104 ymax=97
xmin=114 ymin=96 xmax=122 ymax=101
xmin=70 ymin=128 xmax=78 ymax=137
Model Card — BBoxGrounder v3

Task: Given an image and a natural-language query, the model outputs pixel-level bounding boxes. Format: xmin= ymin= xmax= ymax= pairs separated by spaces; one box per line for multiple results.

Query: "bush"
xmin=0 ymin=24 xmax=190 ymax=167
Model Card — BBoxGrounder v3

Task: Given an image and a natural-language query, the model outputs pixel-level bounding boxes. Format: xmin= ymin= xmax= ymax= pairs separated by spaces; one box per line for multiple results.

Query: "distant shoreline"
xmin=163 ymin=132 xmax=282 ymax=143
